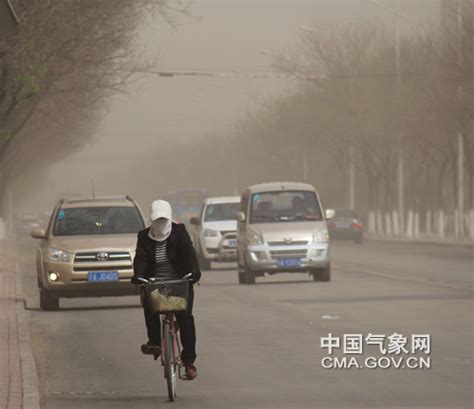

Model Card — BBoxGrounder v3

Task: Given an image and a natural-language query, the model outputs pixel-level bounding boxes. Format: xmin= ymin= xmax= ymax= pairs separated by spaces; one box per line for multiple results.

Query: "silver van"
xmin=236 ymin=182 xmax=335 ymax=284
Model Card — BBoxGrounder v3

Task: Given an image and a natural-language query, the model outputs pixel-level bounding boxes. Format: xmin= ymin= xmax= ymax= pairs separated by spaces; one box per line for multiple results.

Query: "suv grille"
xmin=73 ymin=264 xmax=132 ymax=272
xmin=73 ymin=251 xmax=132 ymax=273
xmin=270 ymin=249 xmax=308 ymax=259
xmin=74 ymin=252 xmax=131 ymax=262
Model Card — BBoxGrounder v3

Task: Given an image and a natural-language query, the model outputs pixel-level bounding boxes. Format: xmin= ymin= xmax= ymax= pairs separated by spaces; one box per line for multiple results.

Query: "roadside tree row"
xmin=0 ymin=0 xmax=187 ymax=217
xmin=233 ymin=6 xmax=474 ymax=237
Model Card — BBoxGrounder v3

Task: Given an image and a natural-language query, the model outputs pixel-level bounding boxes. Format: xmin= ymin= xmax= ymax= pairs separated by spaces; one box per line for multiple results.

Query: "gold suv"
xmin=31 ymin=196 xmax=145 ymax=310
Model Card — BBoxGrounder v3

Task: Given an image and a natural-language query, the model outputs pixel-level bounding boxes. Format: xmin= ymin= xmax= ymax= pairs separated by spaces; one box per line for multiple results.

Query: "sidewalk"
xmin=0 ymin=241 xmax=39 ymax=409
xmin=365 ymin=233 xmax=474 ymax=248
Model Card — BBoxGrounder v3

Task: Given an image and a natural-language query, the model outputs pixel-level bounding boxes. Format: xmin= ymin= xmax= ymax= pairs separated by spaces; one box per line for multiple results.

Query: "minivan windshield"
xmin=249 ymin=191 xmax=322 ymax=224
xmin=204 ymin=203 xmax=240 ymax=222
xmin=53 ymin=206 xmax=144 ymax=236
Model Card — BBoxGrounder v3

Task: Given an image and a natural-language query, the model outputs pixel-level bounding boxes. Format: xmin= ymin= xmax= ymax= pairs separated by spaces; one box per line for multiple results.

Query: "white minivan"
xmin=190 ymin=196 xmax=241 ymax=270
xmin=236 ymin=182 xmax=335 ymax=284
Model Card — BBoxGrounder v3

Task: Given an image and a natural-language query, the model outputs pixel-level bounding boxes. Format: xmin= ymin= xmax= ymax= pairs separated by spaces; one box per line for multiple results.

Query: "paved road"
xmin=20 ymin=240 xmax=473 ymax=409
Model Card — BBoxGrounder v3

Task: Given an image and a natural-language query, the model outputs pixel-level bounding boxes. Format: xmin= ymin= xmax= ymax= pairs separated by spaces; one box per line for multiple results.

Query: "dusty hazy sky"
xmin=63 ymin=0 xmax=440 ymax=153
xmin=29 ymin=0 xmax=440 ymax=213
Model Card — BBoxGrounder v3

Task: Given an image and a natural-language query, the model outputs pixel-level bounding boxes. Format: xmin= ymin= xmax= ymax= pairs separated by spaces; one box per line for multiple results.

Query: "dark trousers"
xmin=143 ymin=285 xmax=196 ymax=364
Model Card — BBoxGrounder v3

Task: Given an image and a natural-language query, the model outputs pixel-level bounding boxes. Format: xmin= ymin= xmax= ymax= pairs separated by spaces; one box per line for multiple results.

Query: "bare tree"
xmin=234 ymin=16 xmax=473 ymax=228
xmin=0 ymin=0 xmax=190 ymax=216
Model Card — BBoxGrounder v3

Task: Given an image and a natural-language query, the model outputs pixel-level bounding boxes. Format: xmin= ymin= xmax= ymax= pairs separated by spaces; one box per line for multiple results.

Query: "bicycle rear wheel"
xmin=163 ymin=320 xmax=177 ymax=401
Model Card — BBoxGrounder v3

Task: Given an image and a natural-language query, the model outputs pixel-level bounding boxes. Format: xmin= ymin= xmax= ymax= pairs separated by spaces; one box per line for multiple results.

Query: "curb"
xmin=365 ymin=235 xmax=474 ymax=248
xmin=14 ymin=263 xmax=41 ymax=409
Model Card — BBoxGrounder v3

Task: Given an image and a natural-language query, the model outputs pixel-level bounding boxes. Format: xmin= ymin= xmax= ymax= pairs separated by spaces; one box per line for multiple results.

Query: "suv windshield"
xmin=53 ymin=206 xmax=144 ymax=236
xmin=249 ymin=191 xmax=322 ymax=224
xmin=204 ymin=203 xmax=240 ymax=222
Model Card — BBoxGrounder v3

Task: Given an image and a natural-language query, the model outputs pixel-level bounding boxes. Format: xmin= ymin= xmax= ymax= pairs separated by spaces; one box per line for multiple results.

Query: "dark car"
xmin=327 ymin=209 xmax=363 ymax=243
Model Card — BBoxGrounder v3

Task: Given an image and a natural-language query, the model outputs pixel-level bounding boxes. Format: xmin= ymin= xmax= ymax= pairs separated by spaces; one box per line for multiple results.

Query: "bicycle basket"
xmin=146 ymin=280 xmax=189 ymax=313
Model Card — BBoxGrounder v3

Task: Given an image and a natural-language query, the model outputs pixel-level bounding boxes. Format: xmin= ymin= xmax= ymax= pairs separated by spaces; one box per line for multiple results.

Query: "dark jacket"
xmin=132 ymin=223 xmax=201 ymax=284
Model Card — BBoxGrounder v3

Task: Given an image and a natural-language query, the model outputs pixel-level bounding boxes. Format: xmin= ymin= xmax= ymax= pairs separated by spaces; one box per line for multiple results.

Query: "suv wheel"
xmin=238 ymin=270 xmax=255 ymax=284
xmin=197 ymin=249 xmax=211 ymax=271
xmin=238 ymin=255 xmax=256 ymax=285
xmin=40 ymin=288 xmax=59 ymax=311
xmin=312 ymin=266 xmax=331 ymax=282
xmin=238 ymin=270 xmax=246 ymax=284
xmin=245 ymin=270 xmax=256 ymax=284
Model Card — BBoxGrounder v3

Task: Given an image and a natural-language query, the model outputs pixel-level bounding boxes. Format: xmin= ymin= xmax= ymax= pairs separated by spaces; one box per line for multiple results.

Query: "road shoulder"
xmin=0 ymin=241 xmax=40 ymax=409
xmin=365 ymin=233 xmax=474 ymax=248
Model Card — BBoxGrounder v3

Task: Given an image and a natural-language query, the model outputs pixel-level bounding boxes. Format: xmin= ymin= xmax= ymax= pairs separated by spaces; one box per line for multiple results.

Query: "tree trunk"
xmin=0 ymin=170 xmax=7 ymax=218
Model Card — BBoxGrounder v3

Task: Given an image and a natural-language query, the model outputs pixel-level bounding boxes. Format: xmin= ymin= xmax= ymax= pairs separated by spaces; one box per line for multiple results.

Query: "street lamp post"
xmin=299 ymin=27 xmax=354 ymax=202
xmin=456 ymin=0 xmax=465 ymax=238
xmin=394 ymin=0 xmax=404 ymax=235
xmin=369 ymin=0 xmax=404 ymax=235
xmin=349 ymin=144 xmax=355 ymax=209
xmin=260 ymin=46 xmax=312 ymax=184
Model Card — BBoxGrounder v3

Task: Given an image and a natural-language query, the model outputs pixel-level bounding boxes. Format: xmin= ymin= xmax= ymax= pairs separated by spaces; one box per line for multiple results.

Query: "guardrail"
xmin=366 ymin=209 xmax=474 ymax=242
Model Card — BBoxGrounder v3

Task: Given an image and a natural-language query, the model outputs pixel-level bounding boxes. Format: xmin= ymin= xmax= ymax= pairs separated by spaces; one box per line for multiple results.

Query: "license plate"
xmin=276 ymin=258 xmax=301 ymax=268
xmin=337 ymin=223 xmax=350 ymax=228
xmin=87 ymin=271 xmax=119 ymax=282
xmin=227 ymin=239 xmax=237 ymax=248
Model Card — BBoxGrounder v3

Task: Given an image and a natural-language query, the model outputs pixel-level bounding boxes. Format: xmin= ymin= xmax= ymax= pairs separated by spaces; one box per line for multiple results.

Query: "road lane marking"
xmin=333 ymin=263 xmax=474 ymax=292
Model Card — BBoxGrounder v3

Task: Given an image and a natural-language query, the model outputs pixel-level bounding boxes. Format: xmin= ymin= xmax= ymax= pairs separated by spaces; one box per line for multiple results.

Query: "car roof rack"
xmin=59 ymin=195 xmax=135 ymax=204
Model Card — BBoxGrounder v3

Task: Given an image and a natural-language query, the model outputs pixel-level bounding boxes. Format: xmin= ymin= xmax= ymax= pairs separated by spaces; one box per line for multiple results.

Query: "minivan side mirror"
xmin=235 ymin=211 xmax=246 ymax=222
xmin=31 ymin=228 xmax=47 ymax=239
xmin=325 ymin=209 xmax=336 ymax=220
xmin=190 ymin=216 xmax=200 ymax=226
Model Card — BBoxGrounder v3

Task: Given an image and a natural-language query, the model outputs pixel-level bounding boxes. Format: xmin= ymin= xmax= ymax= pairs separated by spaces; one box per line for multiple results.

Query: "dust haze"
xmin=1 ymin=2 xmax=473 ymax=409
xmin=6 ymin=0 xmax=442 ymax=217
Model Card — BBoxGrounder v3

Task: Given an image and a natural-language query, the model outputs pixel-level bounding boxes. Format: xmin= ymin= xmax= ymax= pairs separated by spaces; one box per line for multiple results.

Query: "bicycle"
xmin=137 ymin=274 xmax=192 ymax=402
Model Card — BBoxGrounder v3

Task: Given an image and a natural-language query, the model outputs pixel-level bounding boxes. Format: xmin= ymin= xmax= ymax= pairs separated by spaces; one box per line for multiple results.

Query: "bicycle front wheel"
xmin=163 ymin=320 xmax=178 ymax=401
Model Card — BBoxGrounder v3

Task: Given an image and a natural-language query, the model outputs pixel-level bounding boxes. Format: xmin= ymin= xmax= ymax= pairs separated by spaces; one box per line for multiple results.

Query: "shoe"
xmin=184 ymin=363 xmax=197 ymax=380
xmin=141 ymin=341 xmax=161 ymax=357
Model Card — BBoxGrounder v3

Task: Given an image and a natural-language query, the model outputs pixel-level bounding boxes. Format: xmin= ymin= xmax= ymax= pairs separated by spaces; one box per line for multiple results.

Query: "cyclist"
xmin=132 ymin=199 xmax=201 ymax=380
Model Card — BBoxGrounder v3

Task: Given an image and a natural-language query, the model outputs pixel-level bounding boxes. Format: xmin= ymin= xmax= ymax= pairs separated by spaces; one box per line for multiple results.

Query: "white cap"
xmin=150 ymin=200 xmax=172 ymax=221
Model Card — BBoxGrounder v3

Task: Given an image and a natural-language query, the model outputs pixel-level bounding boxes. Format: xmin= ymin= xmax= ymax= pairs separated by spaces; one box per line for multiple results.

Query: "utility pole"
xmin=457 ymin=0 xmax=465 ymax=238
xmin=349 ymin=144 xmax=355 ymax=209
xmin=232 ymin=166 xmax=238 ymax=195
xmin=302 ymin=149 xmax=309 ymax=181
xmin=91 ymin=179 xmax=96 ymax=199
xmin=395 ymin=0 xmax=404 ymax=235
xmin=7 ymin=184 xmax=12 ymax=237
xmin=369 ymin=0 xmax=406 ymax=234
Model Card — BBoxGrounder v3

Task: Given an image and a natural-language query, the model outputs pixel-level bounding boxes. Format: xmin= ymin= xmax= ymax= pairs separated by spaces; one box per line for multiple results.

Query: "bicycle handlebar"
xmin=136 ymin=273 xmax=193 ymax=286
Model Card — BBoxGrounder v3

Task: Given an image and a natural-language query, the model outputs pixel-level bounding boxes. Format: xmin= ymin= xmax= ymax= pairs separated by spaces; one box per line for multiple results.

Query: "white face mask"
xmin=150 ymin=218 xmax=172 ymax=242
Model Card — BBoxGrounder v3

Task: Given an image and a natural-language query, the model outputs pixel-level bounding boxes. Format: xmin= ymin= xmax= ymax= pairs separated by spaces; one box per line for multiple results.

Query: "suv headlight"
xmin=47 ymin=248 xmax=70 ymax=262
xmin=313 ymin=229 xmax=329 ymax=243
xmin=248 ymin=229 xmax=263 ymax=245
xmin=203 ymin=228 xmax=219 ymax=237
